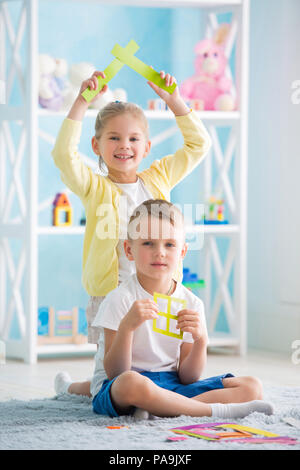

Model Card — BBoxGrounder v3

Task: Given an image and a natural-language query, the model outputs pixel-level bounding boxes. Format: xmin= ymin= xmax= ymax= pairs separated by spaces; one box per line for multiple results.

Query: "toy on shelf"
xmin=147 ymin=97 xmax=204 ymax=112
xmin=195 ymin=196 xmax=229 ymax=225
xmin=180 ymin=24 xmax=235 ymax=111
xmin=147 ymin=98 xmax=169 ymax=111
xmin=182 ymin=268 xmax=205 ymax=289
xmin=37 ymin=306 xmax=87 ymax=345
xmin=52 ymin=193 xmax=72 ymax=227
xmin=185 ymin=99 xmax=205 ymax=111
xmin=38 ymin=54 xmax=69 ymax=111
xmin=79 ymin=211 xmax=86 ymax=226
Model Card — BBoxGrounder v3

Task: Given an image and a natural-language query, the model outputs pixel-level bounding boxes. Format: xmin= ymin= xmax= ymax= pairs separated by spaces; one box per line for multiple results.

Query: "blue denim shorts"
xmin=92 ymin=370 xmax=234 ymax=417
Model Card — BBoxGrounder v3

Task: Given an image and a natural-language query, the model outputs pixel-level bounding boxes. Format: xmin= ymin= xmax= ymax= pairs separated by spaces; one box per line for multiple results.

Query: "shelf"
xmin=0 ymin=105 xmax=25 ymax=120
xmin=1 ymin=0 xmax=249 ymax=362
xmin=68 ymin=0 xmax=242 ymax=8
xmin=36 ymin=335 xmax=239 ymax=357
xmin=38 ymin=107 xmax=240 ymax=122
xmin=37 ymin=226 xmax=85 ymax=235
xmin=37 ymin=224 xmax=239 ymax=236
xmin=145 ymin=110 xmax=240 ymax=123
xmin=208 ymin=333 xmax=240 ymax=349
xmin=186 ymin=224 xmax=239 ymax=234
xmin=37 ymin=343 xmax=96 ymax=357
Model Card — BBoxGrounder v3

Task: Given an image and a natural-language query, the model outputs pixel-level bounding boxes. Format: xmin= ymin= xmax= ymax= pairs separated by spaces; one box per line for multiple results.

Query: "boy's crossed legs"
xmin=108 ymin=371 xmax=273 ymax=419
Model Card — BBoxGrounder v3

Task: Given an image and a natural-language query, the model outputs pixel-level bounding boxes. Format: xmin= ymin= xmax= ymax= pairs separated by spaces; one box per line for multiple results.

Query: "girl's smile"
xmin=93 ymin=113 xmax=151 ymax=183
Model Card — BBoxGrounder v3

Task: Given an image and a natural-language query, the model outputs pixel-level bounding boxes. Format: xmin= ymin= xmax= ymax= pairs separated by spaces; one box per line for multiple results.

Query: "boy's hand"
xmin=121 ymin=299 xmax=159 ymax=332
xmin=176 ymin=309 xmax=208 ymax=343
xmin=147 ymin=70 xmax=190 ymax=116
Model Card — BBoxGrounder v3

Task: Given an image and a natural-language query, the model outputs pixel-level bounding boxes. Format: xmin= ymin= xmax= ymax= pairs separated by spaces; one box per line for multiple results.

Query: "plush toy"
xmin=62 ymin=62 xmax=95 ymax=110
xmin=38 ymin=54 xmax=68 ymax=111
xmin=180 ymin=24 xmax=235 ymax=111
xmin=62 ymin=62 xmax=127 ymax=111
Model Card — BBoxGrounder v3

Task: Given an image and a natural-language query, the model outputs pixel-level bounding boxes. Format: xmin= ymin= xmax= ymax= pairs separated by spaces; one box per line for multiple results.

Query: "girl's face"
xmin=93 ymin=113 xmax=151 ymax=183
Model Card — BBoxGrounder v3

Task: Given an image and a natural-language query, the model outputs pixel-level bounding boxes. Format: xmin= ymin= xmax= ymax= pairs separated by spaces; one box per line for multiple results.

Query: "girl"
xmin=53 ymin=70 xmax=211 ymax=397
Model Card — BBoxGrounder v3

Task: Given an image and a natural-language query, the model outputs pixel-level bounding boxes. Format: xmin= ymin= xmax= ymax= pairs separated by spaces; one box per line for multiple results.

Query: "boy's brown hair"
xmin=127 ymin=199 xmax=184 ymax=240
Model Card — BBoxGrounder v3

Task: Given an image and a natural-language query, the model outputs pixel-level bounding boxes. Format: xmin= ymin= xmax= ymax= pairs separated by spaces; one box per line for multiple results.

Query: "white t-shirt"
xmin=90 ymin=273 xmax=208 ymax=398
xmin=115 ymin=177 xmax=153 ymax=284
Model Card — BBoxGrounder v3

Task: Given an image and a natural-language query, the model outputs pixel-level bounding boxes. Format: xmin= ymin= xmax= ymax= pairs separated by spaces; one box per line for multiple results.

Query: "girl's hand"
xmin=176 ymin=309 xmax=208 ymax=343
xmin=121 ymin=299 xmax=159 ymax=332
xmin=78 ymin=71 xmax=108 ymax=104
xmin=68 ymin=70 xmax=108 ymax=121
xmin=147 ymin=70 xmax=190 ymax=116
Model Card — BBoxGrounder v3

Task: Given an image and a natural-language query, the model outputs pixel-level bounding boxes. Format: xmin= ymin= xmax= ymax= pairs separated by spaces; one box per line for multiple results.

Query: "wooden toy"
xmin=52 ymin=192 xmax=72 ymax=227
xmin=37 ymin=306 xmax=87 ymax=345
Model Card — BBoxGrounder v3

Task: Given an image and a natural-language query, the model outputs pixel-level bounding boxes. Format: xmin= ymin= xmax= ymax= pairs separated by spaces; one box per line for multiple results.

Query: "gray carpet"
xmin=0 ymin=385 xmax=300 ymax=450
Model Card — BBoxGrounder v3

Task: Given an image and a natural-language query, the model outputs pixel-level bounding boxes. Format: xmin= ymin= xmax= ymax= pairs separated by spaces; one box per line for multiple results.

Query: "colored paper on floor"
xmin=170 ymin=422 xmax=299 ymax=445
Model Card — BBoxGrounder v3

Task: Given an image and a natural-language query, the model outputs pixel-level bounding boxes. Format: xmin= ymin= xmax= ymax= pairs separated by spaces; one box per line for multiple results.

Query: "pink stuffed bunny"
xmin=180 ymin=24 xmax=235 ymax=111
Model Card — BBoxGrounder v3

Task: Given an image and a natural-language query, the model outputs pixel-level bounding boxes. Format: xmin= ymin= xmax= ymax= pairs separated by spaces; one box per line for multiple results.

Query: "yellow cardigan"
xmin=52 ymin=110 xmax=211 ymax=296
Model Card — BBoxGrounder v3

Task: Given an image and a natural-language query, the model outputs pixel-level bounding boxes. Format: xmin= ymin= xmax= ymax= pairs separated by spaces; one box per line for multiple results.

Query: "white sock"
xmin=210 ymin=400 xmax=275 ymax=419
xmin=133 ymin=408 xmax=150 ymax=420
xmin=54 ymin=371 xmax=72 ymax=395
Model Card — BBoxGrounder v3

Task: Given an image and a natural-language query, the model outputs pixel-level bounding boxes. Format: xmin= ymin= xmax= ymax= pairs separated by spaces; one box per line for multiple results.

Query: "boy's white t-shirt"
xmin=115 ymin=177 xmax=153 ymax=284
xmin=90 ymin=273 xmax=208 ymax=398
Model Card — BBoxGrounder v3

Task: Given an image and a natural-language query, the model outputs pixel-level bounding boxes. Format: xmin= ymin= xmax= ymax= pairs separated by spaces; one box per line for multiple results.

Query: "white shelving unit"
xmin=0 ymin=0 xmax=249 ymax=362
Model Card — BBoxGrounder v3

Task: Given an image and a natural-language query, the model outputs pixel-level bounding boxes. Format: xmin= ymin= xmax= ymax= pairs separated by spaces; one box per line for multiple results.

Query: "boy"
xmin=91 ymin=199 xmax=274 ymax=419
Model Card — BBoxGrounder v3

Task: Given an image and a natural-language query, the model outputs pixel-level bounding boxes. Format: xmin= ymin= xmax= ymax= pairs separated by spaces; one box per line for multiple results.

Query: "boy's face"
xmin=92 ymin=113 xmax=151 ymax=182
xmin=124 ymin=215 xmax=187 ymax=281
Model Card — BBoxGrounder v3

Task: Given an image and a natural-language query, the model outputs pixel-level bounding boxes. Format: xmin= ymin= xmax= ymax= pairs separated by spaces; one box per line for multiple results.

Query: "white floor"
xmin=0 ymin=349 xmax=299 ymax=402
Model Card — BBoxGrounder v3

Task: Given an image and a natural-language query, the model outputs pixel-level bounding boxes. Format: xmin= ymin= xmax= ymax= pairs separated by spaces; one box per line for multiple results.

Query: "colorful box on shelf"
xmin=147 ymin=98 xmax=169 ymax=111
xmin=182 ymin=268 xmax=205 ymax=288
xmin=195 ymin=218 xmax=229 ymax=225
xmin=38 ymin=306 xmax=87 ymax=345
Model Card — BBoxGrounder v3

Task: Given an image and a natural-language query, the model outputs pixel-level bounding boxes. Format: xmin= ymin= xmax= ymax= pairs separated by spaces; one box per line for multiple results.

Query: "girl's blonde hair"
xmin=94 ymin=101 xmax=149 ymax=174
